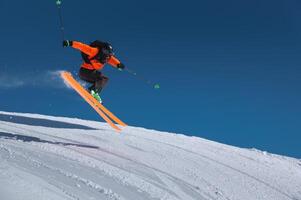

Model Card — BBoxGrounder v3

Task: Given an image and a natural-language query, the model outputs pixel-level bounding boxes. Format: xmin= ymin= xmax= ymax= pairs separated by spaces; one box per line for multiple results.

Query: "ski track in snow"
xmin=0 ymin=111 xmax=300 ymax=200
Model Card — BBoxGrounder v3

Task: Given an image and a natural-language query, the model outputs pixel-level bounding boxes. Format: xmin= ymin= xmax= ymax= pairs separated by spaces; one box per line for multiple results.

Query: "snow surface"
xmin=0 ymin=111 xmax=300 ymax=200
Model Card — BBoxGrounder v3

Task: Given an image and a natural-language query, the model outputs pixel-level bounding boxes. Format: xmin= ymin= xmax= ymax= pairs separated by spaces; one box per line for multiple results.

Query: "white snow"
xmin=0 ymin=111 xmax=300 ymax=200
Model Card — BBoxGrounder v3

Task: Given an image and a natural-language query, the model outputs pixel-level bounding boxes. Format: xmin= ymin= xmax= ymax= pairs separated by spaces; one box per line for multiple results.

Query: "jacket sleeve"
xmin=71 ymin=41 xmax=99 ymax=57
xmin=107 ymin=56 xmax=121 ymax=68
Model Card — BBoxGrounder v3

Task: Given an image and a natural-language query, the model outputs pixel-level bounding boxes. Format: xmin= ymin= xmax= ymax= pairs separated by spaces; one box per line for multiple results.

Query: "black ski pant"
xmin=79 ymin=67 xmax=109 ymax=93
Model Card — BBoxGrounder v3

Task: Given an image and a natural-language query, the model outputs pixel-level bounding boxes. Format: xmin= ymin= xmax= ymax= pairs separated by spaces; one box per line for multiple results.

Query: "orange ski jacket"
xmin=71 ymin=41 xmax=121 ymax=70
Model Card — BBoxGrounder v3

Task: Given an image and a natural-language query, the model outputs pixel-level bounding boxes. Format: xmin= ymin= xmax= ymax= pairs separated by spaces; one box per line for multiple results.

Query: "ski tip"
xmin=114 ymin=127 xmax=122 ymax=133
xmin=60 ymin=71 xmax=72 ymax=78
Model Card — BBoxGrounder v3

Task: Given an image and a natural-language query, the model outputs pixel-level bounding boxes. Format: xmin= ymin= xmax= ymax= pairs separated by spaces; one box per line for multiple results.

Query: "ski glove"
xmin=63 ymin=40 xmax=73 ymax=47
xmin=117 ymin=63 xmax=125 ymax=70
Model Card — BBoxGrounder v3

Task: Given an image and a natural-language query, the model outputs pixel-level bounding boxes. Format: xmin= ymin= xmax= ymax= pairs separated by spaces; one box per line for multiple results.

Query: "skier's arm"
xmin=71 ymin=41 xmax=99 ymax=57
xmin=108 ymin=56 xmax=121 ymax=68
xmin=109 ymin=56 xmax=125 ymax=70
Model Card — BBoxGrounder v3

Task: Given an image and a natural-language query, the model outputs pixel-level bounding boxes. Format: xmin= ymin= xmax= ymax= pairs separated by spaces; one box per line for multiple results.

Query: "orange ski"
xmin=94 ymin=99 xmax=127 ymax=127
xmin=61 ymin=72 xmax=127 ymax=127
xmin=60 ymin=71 xmax=126 ymax=132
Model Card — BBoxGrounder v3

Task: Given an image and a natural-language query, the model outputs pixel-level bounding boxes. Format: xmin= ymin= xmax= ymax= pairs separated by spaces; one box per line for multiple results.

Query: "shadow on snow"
xmin=0 ymin=132 xmax=99 ymax=149
xmin=0 ymin=114 xmax=97 ymax=130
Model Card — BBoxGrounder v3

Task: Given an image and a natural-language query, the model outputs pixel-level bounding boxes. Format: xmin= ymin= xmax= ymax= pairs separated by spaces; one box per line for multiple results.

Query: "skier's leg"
xmin=95 ymin=75 xmax=109 ymax=93
xmin=79 ymin=68 xmax=99 ymax=92
xmin=79 ymin=68 xmax=95 ymax=82
xmin=78 ymin=68 xmax=107 ymax=103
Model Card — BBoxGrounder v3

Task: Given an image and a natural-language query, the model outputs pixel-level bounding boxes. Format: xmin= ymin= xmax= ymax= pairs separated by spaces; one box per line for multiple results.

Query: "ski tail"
xmin=60 ymin=71 xmax=124 ymax=132
xmin=96 ymin=102 xmax=127 ymax=127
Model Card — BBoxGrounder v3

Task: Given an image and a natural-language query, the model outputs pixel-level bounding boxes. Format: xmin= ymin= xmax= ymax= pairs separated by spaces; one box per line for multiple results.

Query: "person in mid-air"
xmin=63 ymin=40 xmax=125 ymax=103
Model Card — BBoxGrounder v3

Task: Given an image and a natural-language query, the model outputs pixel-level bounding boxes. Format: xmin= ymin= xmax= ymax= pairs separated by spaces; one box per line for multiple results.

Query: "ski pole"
xmin=55 ymin=0 xmax=65 ymax=41
xmin=124 ymin=68 xmax=160 ymax=89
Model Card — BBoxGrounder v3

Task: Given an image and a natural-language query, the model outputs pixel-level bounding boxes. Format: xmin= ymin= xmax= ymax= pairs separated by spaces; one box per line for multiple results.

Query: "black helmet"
xmin=81 ymin=40 xmax=114 ymax=64
xmin=102 ymin=42 xmax=114 ymax=57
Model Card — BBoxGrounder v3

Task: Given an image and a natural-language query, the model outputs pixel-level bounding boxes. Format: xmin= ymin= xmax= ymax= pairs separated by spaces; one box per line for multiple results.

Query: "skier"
xmin=63 ymin=40 xmax=125 ymax=103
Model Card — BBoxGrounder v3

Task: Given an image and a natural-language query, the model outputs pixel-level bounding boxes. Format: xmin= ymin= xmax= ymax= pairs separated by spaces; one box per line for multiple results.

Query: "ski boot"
xmin=90 ymin=90 xmax=102 ymax=104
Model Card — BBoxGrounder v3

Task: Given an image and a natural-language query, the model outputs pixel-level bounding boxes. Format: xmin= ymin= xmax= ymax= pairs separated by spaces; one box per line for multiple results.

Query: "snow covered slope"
xmin=0 ymin=111 xmax=300 ymax=200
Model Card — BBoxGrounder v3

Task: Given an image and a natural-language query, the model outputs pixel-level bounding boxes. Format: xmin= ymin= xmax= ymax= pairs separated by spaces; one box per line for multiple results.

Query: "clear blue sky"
xmin=0 ymin=0 xmax=300 ymax=158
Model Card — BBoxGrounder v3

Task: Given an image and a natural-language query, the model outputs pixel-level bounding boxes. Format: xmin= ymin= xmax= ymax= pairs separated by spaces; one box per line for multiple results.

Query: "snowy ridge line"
xmin=129 ymin=129 xmax=301 ymax=175
xmin=1 ymin=111 xmax=301 ymax=200
xmin=0 ymin=123 xmax=129 ymax=199
xmin=0 ymin=115 xmax=225 ymax=196
xmin=130 ymin=134 xmax=296 ymax=199
xmin=0 ymin=124 xmax=178 ymax=199
xmin=0 ymin=120 xmax=206 ymax=199
xmin=0 ymin=111 xmax=106 ymax=129
xmin=122 ymin=132 xmax=300 ymax=199
xmin=0 ymin=121 xmax=99 ymax=149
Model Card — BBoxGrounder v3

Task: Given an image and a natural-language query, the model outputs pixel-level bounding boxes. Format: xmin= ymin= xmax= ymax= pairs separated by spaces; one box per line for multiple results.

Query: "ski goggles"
xmin=102 ymin=48 xmax=114 ymax=56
